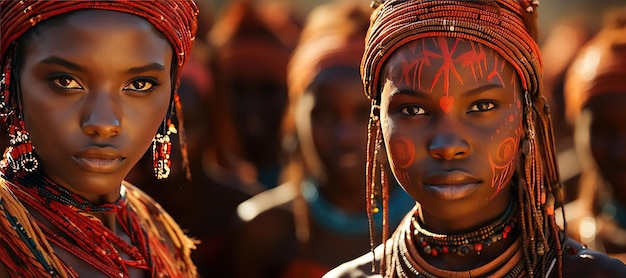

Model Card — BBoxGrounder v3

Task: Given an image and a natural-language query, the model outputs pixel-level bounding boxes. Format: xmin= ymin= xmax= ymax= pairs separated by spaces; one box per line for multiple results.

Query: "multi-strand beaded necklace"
xmin=388 ymin=204 xmax=524 ymax=278
xmin=412 ymin=201 xmax=517 ymax=257
xmin=387 ymin=203 xmax=560 ymax=278
xmin=6 ymin=170 xmax=152 ymax=277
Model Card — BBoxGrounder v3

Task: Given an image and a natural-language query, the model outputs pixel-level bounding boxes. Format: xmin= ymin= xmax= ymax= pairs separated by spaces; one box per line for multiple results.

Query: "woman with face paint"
xmin=561 ymin=7 xmax=626 ymax=263
xmin=325 ymin=1 xmax=626 ymax=277
xmin=0 ymin=1 xmax=198 ymax=277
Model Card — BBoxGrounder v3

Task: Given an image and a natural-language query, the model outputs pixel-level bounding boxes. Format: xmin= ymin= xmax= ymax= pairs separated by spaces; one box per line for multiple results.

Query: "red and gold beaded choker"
xmin=411 ymin=201 xmax=517 ymax=257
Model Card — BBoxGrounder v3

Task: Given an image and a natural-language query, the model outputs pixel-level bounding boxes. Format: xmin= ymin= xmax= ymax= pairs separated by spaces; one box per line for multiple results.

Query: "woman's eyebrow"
xmin=463 ymin=83 xmax=503 ymax=96
xmin=126 ymin=63 xmax=165 ymax=74
xmin=389 ymin=88 xmax=429 ymax=98
xmin=40 ymin=56 xmax=84 ymax=72
xmin=39 ymin=56 xmax=165 ymax=75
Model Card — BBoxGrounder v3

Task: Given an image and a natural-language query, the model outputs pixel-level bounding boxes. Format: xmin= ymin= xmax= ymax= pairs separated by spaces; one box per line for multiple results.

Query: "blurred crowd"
xmin=119 ymin=0 xmax=626 ymax=277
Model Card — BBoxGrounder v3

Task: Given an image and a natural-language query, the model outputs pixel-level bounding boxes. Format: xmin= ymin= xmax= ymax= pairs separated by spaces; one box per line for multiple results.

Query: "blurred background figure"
xmin=209 ymin=0 xmax=302 ymax=192
xmin=232 ymin=1 xmax=414 ymax=277
xmin=540 ymin=18 xmax=593 ymax=203
xmin=560 ymin=7 xmax=626 ymax=263
xmin=126 ymin=2 xmax=254 ymax=276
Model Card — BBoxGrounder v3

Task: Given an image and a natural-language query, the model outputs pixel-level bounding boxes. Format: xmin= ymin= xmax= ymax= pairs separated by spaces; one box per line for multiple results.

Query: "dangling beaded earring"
xmin=1 ymin=51 xmax=38 ymax=173
xmin=152 ymin=115 xmax=177 ymax=180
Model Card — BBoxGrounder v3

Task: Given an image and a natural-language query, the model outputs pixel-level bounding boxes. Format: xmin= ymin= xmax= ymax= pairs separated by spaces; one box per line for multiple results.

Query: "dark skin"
xmin=297 ymin=69 xmax=371 ymax=212
xmin=0 ymin=10 xmax=174 ymax=277
xmin=234 ymin=69 xmax=373 ymax=277
xmin=380 ymin=37 xmax=522 ymax=270
xmin=230 ymin=77 xmax=288 ymax=170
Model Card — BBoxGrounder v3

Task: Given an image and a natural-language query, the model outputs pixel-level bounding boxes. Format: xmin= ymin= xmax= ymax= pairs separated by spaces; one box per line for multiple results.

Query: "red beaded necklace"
xmin=8 ymin=170 xmax=151 ymax=277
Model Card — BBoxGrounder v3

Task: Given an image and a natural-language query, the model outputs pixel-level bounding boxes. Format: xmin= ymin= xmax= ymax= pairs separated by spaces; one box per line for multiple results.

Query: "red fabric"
xmin=1 ymin=1 xmax=198 ymax=72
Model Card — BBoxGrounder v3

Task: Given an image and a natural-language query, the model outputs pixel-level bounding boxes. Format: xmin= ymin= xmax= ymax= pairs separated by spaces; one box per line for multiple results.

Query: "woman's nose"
xmin=81 ymin=94 xmax=121 ymax=137
xmin=428 ymin=133 xmax=470 ymax=160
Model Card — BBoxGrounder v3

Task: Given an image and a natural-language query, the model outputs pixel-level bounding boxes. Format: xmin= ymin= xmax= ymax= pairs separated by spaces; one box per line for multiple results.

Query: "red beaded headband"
xmin=1 ymin=1 xmax=198 ymax=72
xmin=362 ymin=0 xmax=541 ymax=101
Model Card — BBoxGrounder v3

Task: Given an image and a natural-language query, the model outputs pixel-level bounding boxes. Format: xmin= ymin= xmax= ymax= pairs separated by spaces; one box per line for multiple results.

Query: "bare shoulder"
xmin=323 ymin=245 xmax=382 ymax=278
xmin=561 ymin=237 xmax=626 ymax=277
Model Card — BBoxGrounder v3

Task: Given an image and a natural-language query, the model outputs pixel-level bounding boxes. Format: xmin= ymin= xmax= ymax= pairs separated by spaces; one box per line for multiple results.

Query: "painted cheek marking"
xmin=488 ymin=130 xmax=521 ymax=199
xmin=389 ymin=137 xmax=415 ymax=169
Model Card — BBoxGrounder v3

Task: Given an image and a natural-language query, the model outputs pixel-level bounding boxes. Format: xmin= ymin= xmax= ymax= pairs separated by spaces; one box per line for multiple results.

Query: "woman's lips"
xmin=74 ymin=147 xmax=125 ymax=173
xmin=425 ymin=183 xmax=480 ymax=200
xmin=423 ymin=171 xmax=482 ymax=200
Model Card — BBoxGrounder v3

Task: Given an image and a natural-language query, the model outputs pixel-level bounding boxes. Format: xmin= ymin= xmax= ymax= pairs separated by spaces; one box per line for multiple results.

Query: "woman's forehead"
xmin=388 ymin=38 xmax=502 ymax=65
xmin=383 ymin=37 xmax=517 ymax=86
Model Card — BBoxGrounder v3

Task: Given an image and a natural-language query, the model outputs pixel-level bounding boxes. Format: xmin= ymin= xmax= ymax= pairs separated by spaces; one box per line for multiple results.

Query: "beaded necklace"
xmin=390 ymin=208 xmax=524 ymax=278
xmin=387 ymin=205 xmax=559 ymax=278
xmin=412 ymin=201 xmax=517 ymax=256
xmin=7 ymin=170 xmax=151 ymax=277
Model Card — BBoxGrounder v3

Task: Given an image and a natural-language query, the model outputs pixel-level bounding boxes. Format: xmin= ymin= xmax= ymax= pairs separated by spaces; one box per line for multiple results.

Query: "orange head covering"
xmin=287 ymin=0 xmax=371 ymax=98
xmin=565 ymin=7 xmax=626 ymax=124
xmin=210 ymin=0 xmax=298 ymax=83
xmin=362 ymin=0 xmax=542 ymax=102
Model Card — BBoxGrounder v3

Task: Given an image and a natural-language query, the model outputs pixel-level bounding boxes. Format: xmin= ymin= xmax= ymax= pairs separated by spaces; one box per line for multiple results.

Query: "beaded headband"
xmin=362 ymin=0 xmax=541 ymax=102
xmin=1 ymin=1 xmax=198 ymax=72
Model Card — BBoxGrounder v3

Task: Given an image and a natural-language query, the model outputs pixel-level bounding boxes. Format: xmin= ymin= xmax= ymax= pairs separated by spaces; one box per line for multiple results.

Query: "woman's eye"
xmin=468 ymin=101 xmax=496 ymax=113
xmin=51 ymin=76 xmax=83 ymax=90
xmin=124 ymin=79 xmax=157 ymax=92
xmin=401 ymin=105 xmax=426 ymax=116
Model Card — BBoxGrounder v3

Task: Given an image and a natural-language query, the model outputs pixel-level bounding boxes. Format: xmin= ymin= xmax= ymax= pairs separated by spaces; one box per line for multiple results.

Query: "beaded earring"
xmin=152 ymin=115 xmax=177 ymax=180
xmin=1 ymin=52 xmax=39 ymax=173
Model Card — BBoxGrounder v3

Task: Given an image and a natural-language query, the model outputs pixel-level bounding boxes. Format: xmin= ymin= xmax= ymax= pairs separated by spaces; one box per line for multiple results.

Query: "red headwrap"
xmin=362 ymin=0 xmax=542 ymax=102
xmin=287 ymin=1 xmax=370 ymax=98
xmin=1 ymin=1 xmax=198 ymax=74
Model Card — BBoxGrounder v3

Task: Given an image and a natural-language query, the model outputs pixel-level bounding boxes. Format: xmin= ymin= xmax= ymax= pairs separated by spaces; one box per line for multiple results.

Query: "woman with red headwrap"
xmin=325 ymin=0 xmax=626 ymax=277
xmin=0 ymin=1 xmax=198 ymax=277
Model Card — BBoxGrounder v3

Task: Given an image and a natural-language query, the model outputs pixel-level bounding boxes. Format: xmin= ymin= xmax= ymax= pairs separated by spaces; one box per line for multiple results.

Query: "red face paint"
xmin=488 ymin=132 xmax=520 ymax=199
xmin=379 ymin=37 xmax=524 ymax=225
xmin=389 ymin=136 xmax=415 ymax=169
